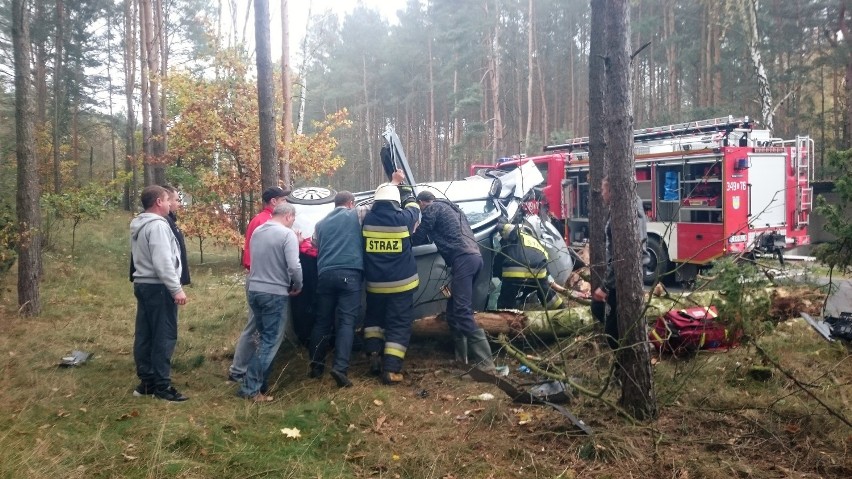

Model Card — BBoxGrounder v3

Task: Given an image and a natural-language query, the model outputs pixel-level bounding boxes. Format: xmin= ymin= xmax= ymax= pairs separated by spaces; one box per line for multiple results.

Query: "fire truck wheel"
xmin=643 ymin=236 xmax=670 ymax=285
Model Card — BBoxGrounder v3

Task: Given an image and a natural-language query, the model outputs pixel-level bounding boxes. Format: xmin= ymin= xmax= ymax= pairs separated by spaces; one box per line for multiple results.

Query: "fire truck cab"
xmin=470 ymin=116 xmax=813 ymax=284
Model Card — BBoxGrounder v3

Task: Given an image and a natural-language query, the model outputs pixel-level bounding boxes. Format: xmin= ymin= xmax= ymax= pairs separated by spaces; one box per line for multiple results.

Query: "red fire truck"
xmin=470 ymin=116 xmax=813 ymax=283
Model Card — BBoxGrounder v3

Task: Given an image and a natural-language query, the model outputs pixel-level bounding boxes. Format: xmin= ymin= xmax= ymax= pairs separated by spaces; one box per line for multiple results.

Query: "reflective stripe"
xmin=547 ymin=294 xmax=563 ymax=309
xmin=364 ymin=327 xmax=384 ymax=340
xmin=367 ymin=275 xmax=419 ymax=294
xmin=363 ymin=224 xmax=410 ymax=235
xmin=520 ymin=232 xmax=548 ymax=257
xmin=384 ymin=342 xmax=407 ymax=359
xmin=502 ymin=267 xmax=548 ymax=279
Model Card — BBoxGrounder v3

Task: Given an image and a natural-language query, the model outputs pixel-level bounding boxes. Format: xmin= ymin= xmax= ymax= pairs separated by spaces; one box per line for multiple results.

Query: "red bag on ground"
xmin=649 ymin=306 xmax=738 ymax=353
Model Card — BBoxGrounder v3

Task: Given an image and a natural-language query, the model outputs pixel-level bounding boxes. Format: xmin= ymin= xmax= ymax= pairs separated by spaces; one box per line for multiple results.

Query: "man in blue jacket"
xmin=307 ymin=190 xmax=369 ymax=388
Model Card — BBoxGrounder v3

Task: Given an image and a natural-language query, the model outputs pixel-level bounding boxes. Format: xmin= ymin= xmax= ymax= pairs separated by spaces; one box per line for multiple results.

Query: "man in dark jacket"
xmin=413 ymin=190 xmax=495 ymax=371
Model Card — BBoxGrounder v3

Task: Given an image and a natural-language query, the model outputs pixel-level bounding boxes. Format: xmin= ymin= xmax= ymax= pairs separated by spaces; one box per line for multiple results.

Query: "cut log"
xmin=410 ymin=286 xmax=824 ymax=338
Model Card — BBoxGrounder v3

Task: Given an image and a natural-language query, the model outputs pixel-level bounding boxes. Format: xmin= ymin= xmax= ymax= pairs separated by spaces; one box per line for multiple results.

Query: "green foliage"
xmin=41 ymin=175 xmax=127 ymax=256
xmin=0 ymin=201 xmax=16 ymax=275
xmin=814 ymin=148 xmax=852 ymax=272
xmin=703 ymin=257 xmax=772 ymax=341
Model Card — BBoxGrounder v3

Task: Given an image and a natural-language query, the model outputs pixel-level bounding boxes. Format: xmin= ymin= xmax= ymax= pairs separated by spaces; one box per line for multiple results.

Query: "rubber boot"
xmin=466 ymin=328 xmax=496 ymax=372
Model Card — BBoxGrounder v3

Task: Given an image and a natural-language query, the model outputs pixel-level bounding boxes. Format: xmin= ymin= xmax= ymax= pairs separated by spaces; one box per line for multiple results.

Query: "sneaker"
xmin=132 ymin=383 xmax=154 ymax=397
xmin=381 ymin=371 xmax=404 ymax=385
xmin=154 ymin=386 xmax=189 ymax=402
xmin=330 ymin=369 xmax=353 ymax=388
xmin=227 ymin=373 xmax=244 ymax=383
xmin=368 ymin=353 xmax=382 ymax=376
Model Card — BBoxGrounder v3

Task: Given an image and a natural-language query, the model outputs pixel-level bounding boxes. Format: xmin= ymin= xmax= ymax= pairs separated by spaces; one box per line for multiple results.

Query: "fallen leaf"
xmin=392 ymin=454 xmax=400 ymax=461
xmin=374 ymin=415 xmax=387 ymax=432
xmin=280 ymin=427 xmax=301 ymax=438
xmin=78 ymin=408 xmax=87 ymax=413
xmin=121 ymin=453 xmax=138 ymax=461
xmin=56 ymin=410 xmax=70 ymax=418
xmin=373 ymin=399 xmax=384 ymax=406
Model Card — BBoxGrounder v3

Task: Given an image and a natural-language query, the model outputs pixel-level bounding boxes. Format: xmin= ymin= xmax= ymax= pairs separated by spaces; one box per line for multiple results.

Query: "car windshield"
xmin=458 ymin=199 xmax=498 ymax=226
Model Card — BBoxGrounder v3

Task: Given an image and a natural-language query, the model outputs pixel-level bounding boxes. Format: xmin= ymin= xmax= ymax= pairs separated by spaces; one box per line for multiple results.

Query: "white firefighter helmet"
xmin=374 ymin=183 xmax=400 ymax=203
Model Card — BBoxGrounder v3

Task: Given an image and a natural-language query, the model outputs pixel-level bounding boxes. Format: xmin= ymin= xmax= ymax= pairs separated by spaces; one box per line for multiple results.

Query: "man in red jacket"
xmin=229 ymin=186 xmax=291 ymax=382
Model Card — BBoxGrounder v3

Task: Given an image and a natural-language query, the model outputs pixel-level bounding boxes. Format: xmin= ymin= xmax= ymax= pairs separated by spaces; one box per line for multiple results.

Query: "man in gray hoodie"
xmin=130 ymin=185 xmax=189 ymax=402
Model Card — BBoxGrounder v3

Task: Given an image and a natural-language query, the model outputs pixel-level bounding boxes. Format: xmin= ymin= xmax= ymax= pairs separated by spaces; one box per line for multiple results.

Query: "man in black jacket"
xmin=413 ymin=191 xmax=495 ymax=371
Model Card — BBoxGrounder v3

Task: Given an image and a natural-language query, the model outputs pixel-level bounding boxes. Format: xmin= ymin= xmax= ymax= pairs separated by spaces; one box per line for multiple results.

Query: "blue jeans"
xmin=308 ymin=269 xmax=362 ymax=374
xmin=240 ymin=292 xmax=289 ymax=397
xmin=133 ymin=283 xmax=178 ymax=390
xmin=230 ymin=283 xmax=287 ymax=378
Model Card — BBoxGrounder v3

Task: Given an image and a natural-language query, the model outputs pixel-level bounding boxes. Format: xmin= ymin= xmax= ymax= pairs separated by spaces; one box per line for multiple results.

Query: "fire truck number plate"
xmin=726 ymin=181 xmax=747 ymax=192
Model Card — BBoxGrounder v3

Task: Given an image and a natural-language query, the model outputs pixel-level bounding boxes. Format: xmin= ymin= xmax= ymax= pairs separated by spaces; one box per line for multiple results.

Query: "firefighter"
xmin=362 ymin=170 xmax=421 ymax=385
xmin=496 ymin=221 xmax=566 ymax=310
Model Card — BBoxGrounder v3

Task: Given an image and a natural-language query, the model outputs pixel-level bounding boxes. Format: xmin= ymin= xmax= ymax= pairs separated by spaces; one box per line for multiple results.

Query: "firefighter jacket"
xmin=498 ymin=223 xmax=549 ymax=280
xmin=362 ymin=200 xmax=421 ymax=294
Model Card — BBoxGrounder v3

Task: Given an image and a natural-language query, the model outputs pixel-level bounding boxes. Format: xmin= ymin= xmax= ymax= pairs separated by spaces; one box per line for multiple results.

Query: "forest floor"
xmin=0 ymin=212 xmax=850 ymax=478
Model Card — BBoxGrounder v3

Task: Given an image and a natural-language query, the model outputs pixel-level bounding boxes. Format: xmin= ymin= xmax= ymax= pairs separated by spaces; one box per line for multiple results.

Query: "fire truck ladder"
xmin=795 ymin=136 xmax=814 ymax=228
xmin=774 ymin=135 xmax=814 ymax=228
xmin=543 ymin=115 xmax=751 ymax=153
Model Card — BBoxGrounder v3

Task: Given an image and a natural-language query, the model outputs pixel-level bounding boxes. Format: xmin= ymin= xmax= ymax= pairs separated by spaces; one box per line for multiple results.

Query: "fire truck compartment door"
xmin=677 ymin=223 xmax=724 ymax=263
xmin=748 ymin=155 xmax=786 ymax=227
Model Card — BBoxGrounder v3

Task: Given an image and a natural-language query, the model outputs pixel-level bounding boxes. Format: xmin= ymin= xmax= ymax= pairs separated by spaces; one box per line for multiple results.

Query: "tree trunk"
xmin=139 ymin=0 xmax=152 ymax=185
xmin=107 ymin=11 xmax=117 ymax=180
xmin=745 ymin=0 xmax=774 ymax=131
xmin=12 ymin=0 xmax=43 ymax=316
xmin=123 ymin=0 xmax=137 ymax=209
xmin=486 ymin=0 xmax=503 ymax=158
xmin=362 ymin=54 xmax=374 ymax=184
xmin=524 ymin=0 xmax=534 ymax=152
xmin=664 ymin=0 xmax=677 ymax=117
xmin=52 ymin=0 xmax=64 ymax=194
xmin=34 ymin=0 xmax=47 ymax=125
xmin=158 ymin=0 xmax=168 ymax=157
xmin=143 ymin=0 xmax=165 ymax=185
xmin=296 ymin=6 xmax=311 ymax=137
xmin=255 ymin=0 xmax=278 ymax=189
xmin=588 ymin=0 xmax=607 ymax=294
xmin=605 ymin=0 xmax=657 ymax=421
xmin=280 ymin=0 xmax=292 ymax=187
xmin=429 ymin=36 xmax=436 ymax=181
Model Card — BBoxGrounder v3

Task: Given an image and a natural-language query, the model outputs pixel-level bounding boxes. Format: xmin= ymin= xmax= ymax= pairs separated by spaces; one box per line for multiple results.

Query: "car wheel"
xmin=644 ymin=235 xmax=670 ymax=285
xmin=287 ymin=187 xmax=336 ymax=205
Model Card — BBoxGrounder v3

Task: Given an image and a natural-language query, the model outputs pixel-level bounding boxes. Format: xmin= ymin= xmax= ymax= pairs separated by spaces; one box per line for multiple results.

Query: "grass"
xmin=0 ymin=211 xmax=850 ymax=478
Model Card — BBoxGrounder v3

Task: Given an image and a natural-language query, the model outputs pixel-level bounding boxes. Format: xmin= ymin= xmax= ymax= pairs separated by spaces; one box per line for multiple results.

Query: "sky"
xmin=227 ymin=0 xmax=409 ymax=60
